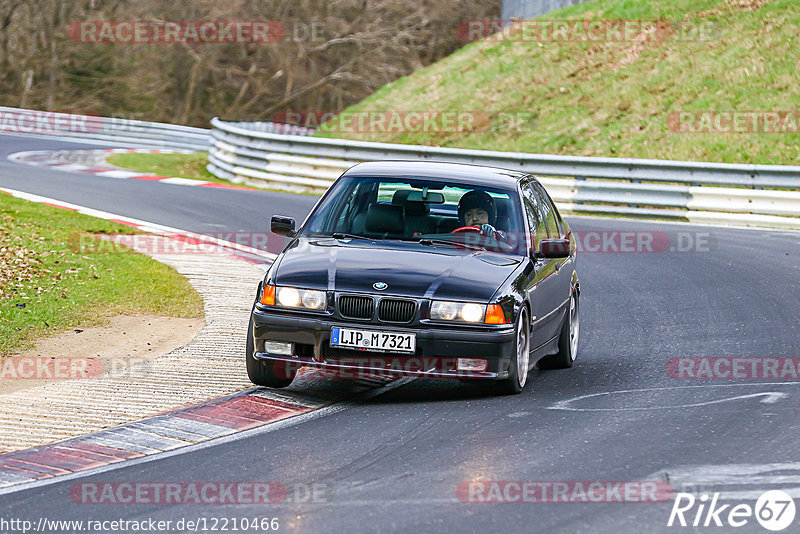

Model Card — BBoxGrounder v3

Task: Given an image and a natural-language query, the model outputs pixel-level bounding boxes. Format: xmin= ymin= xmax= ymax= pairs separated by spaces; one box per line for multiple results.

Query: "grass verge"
xmin=0 ymin=194 xmax=204 ymax=355
xmin=106 ymin=151 xmax=251 ymax=187
xmin=106 ymin=151 xmax=322 ymax=195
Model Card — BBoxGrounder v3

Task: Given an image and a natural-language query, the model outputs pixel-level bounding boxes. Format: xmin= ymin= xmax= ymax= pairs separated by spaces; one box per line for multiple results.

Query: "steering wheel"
xmin=450 ymin=226 xmax=481 ymax=234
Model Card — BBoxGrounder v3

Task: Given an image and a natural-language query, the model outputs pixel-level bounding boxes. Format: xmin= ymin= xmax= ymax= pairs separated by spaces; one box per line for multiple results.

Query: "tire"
xmin=246 ymin=316 xmax=295 ymax=388
xmin=539 ymin=291 xmax=579 ymax=370
xmin=496 ymin=308 xmax=530 ymax=395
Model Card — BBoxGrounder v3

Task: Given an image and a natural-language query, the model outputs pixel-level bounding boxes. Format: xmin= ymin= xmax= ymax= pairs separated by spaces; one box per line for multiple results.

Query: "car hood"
xmin=273 ymin=238 xmax=522 ymax=302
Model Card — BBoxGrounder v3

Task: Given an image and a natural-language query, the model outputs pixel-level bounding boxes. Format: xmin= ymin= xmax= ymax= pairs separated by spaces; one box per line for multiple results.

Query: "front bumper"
xmin=251 ymin=307 xmax=516 ymax=380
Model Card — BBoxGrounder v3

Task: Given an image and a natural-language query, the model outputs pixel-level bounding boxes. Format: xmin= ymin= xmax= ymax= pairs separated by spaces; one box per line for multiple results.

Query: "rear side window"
xmin=521 ymin=182 xmax=547 ymax=249
xmin=532 ymin=182 xmax=562 ymax=238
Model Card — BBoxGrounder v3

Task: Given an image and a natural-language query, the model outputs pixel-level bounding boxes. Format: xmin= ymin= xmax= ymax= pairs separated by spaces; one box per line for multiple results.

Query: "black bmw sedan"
xmin=247 ymin=161 xmax=579 ymax=394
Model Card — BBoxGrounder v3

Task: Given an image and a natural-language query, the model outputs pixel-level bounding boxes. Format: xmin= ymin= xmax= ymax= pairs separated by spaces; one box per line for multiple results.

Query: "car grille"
xmin=339 ymin=295 xmax=374 ymax=319
xmin=378 ymin=298 xmax=416 ymax=323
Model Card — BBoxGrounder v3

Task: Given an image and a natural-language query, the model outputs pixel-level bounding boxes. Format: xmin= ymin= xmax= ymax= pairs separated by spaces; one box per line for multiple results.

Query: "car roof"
xmin=340 ymin=161 xmax=528 ymax=189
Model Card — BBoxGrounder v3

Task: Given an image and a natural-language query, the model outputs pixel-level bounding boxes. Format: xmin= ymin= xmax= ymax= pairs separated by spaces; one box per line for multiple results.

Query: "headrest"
xmin=494 ymin=197 xmax=509 ymax=218
xmin=392 ymin=189 xmax=430 ymax=217
xmin=365 ymin=203 xmax=405 ymax=234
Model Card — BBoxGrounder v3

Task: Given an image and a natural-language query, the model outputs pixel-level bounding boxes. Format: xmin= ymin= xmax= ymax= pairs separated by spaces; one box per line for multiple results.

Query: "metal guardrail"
xmin=219 ymin=120 xmax=315 ymax=136
xmin=0 ymin=106 xmax=210 ymax=151
xmin=208 ymin=117 xmax=800 ymax=230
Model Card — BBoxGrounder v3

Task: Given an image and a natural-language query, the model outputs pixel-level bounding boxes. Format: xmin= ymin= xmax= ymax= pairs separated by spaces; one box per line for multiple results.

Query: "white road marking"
xmin=651 ymin=463 xmax=800 ymax=501
xmin=157 ymin=177 xmax=209 ymax=186
xmin=548 ymin=383 xmax=798 ymax=412
xmin=94 ymin=170 xmax=147 ymax=178
xmin=46 ymin=163 xmax=87 ymax=172
xmin=759 ymin=392 xmax=789 ymax=403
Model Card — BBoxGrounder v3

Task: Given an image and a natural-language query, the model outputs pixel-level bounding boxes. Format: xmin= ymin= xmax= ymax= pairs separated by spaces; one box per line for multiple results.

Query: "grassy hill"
xmin=316 ymin=0 xmax=800 ymax=165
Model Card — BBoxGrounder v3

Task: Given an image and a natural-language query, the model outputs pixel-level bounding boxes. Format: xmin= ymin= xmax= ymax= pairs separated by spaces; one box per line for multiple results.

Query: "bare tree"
xmin=0 ymin=0 xmax=501 ymax=125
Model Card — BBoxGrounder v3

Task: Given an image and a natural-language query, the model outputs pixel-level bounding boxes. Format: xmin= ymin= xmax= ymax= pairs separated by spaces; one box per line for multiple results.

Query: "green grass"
xmin=107 ymin=151 xmax=325 ymax=195
xmin=106 ymin=151 xmax=251 ymax=187
xmin=0 ymin=194 xmax=204 ymax=355
xmin=316 ymin=0 xmax=800 ymax=165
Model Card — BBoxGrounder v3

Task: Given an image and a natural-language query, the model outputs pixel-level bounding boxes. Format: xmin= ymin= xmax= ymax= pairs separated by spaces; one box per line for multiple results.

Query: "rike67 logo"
xmin=668 ymin=490 xmax=796 ymax=531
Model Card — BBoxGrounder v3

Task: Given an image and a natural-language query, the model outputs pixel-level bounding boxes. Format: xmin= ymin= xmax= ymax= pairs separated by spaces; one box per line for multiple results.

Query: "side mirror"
xmin=271 ymin=215 xmax=296 ymax=237
xmin=537 ymin=238 xmax=570 ymax=259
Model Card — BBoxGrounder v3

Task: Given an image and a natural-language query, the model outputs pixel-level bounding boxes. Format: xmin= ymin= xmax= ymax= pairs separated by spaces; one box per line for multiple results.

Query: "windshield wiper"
xmin=330 ymin=232 xmax=370 ymax=240
xmin=414 ymin=238 xmax=486 ymax=251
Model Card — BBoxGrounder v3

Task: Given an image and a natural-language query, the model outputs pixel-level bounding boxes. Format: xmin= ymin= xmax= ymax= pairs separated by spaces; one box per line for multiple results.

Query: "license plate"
xmin=330 ymin=327 xmax=416 ymax=354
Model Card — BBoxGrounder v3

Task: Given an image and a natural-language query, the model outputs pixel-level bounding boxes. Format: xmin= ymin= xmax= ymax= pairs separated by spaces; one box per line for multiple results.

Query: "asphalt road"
xmin=0 ymin=134 xmax=317 ymax=254
xmin=2 ymin=134 xmax=799 ymax=534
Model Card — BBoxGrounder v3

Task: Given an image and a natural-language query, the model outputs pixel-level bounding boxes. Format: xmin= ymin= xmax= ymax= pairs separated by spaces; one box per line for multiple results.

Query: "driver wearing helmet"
xmin=456 ymin=190 xmax=507 ymax=241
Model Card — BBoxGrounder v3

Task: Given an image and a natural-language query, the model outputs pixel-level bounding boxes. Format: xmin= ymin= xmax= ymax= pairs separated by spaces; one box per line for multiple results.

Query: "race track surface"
xmin=1 ymin=134 xmax=799 ymax=534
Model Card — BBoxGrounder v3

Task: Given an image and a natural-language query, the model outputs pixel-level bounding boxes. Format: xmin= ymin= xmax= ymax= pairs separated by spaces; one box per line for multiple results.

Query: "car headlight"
xmin=269 ymin=286 xmax=327 ymax=310
xmin=430 ymin=301 xmax=486 ymax=323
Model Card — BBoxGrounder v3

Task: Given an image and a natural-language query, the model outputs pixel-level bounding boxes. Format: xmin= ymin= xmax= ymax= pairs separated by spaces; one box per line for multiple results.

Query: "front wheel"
xmin=246 ymin=317 xmax=295 ymax=388
xmin=496 ymin=308 xmax=530 ymax=395
xmin=539 ymin=291 xmax=579 ymax=370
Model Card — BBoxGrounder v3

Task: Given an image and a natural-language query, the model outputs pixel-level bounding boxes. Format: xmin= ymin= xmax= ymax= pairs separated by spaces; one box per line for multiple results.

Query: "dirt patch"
xmin=0 ymin=315 xmax=202 ymax=395
xmin=726 ymin=0 xmax=769 ymax=10
xmin=699 ymin=0 xmax=770 ymax=16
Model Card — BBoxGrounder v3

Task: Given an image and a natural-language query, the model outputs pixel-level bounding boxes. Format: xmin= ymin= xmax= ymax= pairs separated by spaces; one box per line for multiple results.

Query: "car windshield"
xmin=303 ymin=176 xmax=526 ymax=254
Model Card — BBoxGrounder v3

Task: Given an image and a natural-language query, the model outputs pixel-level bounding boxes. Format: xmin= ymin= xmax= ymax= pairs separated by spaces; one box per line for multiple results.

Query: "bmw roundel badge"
xmin=373 ymin=281 xmax=388 ymax=290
